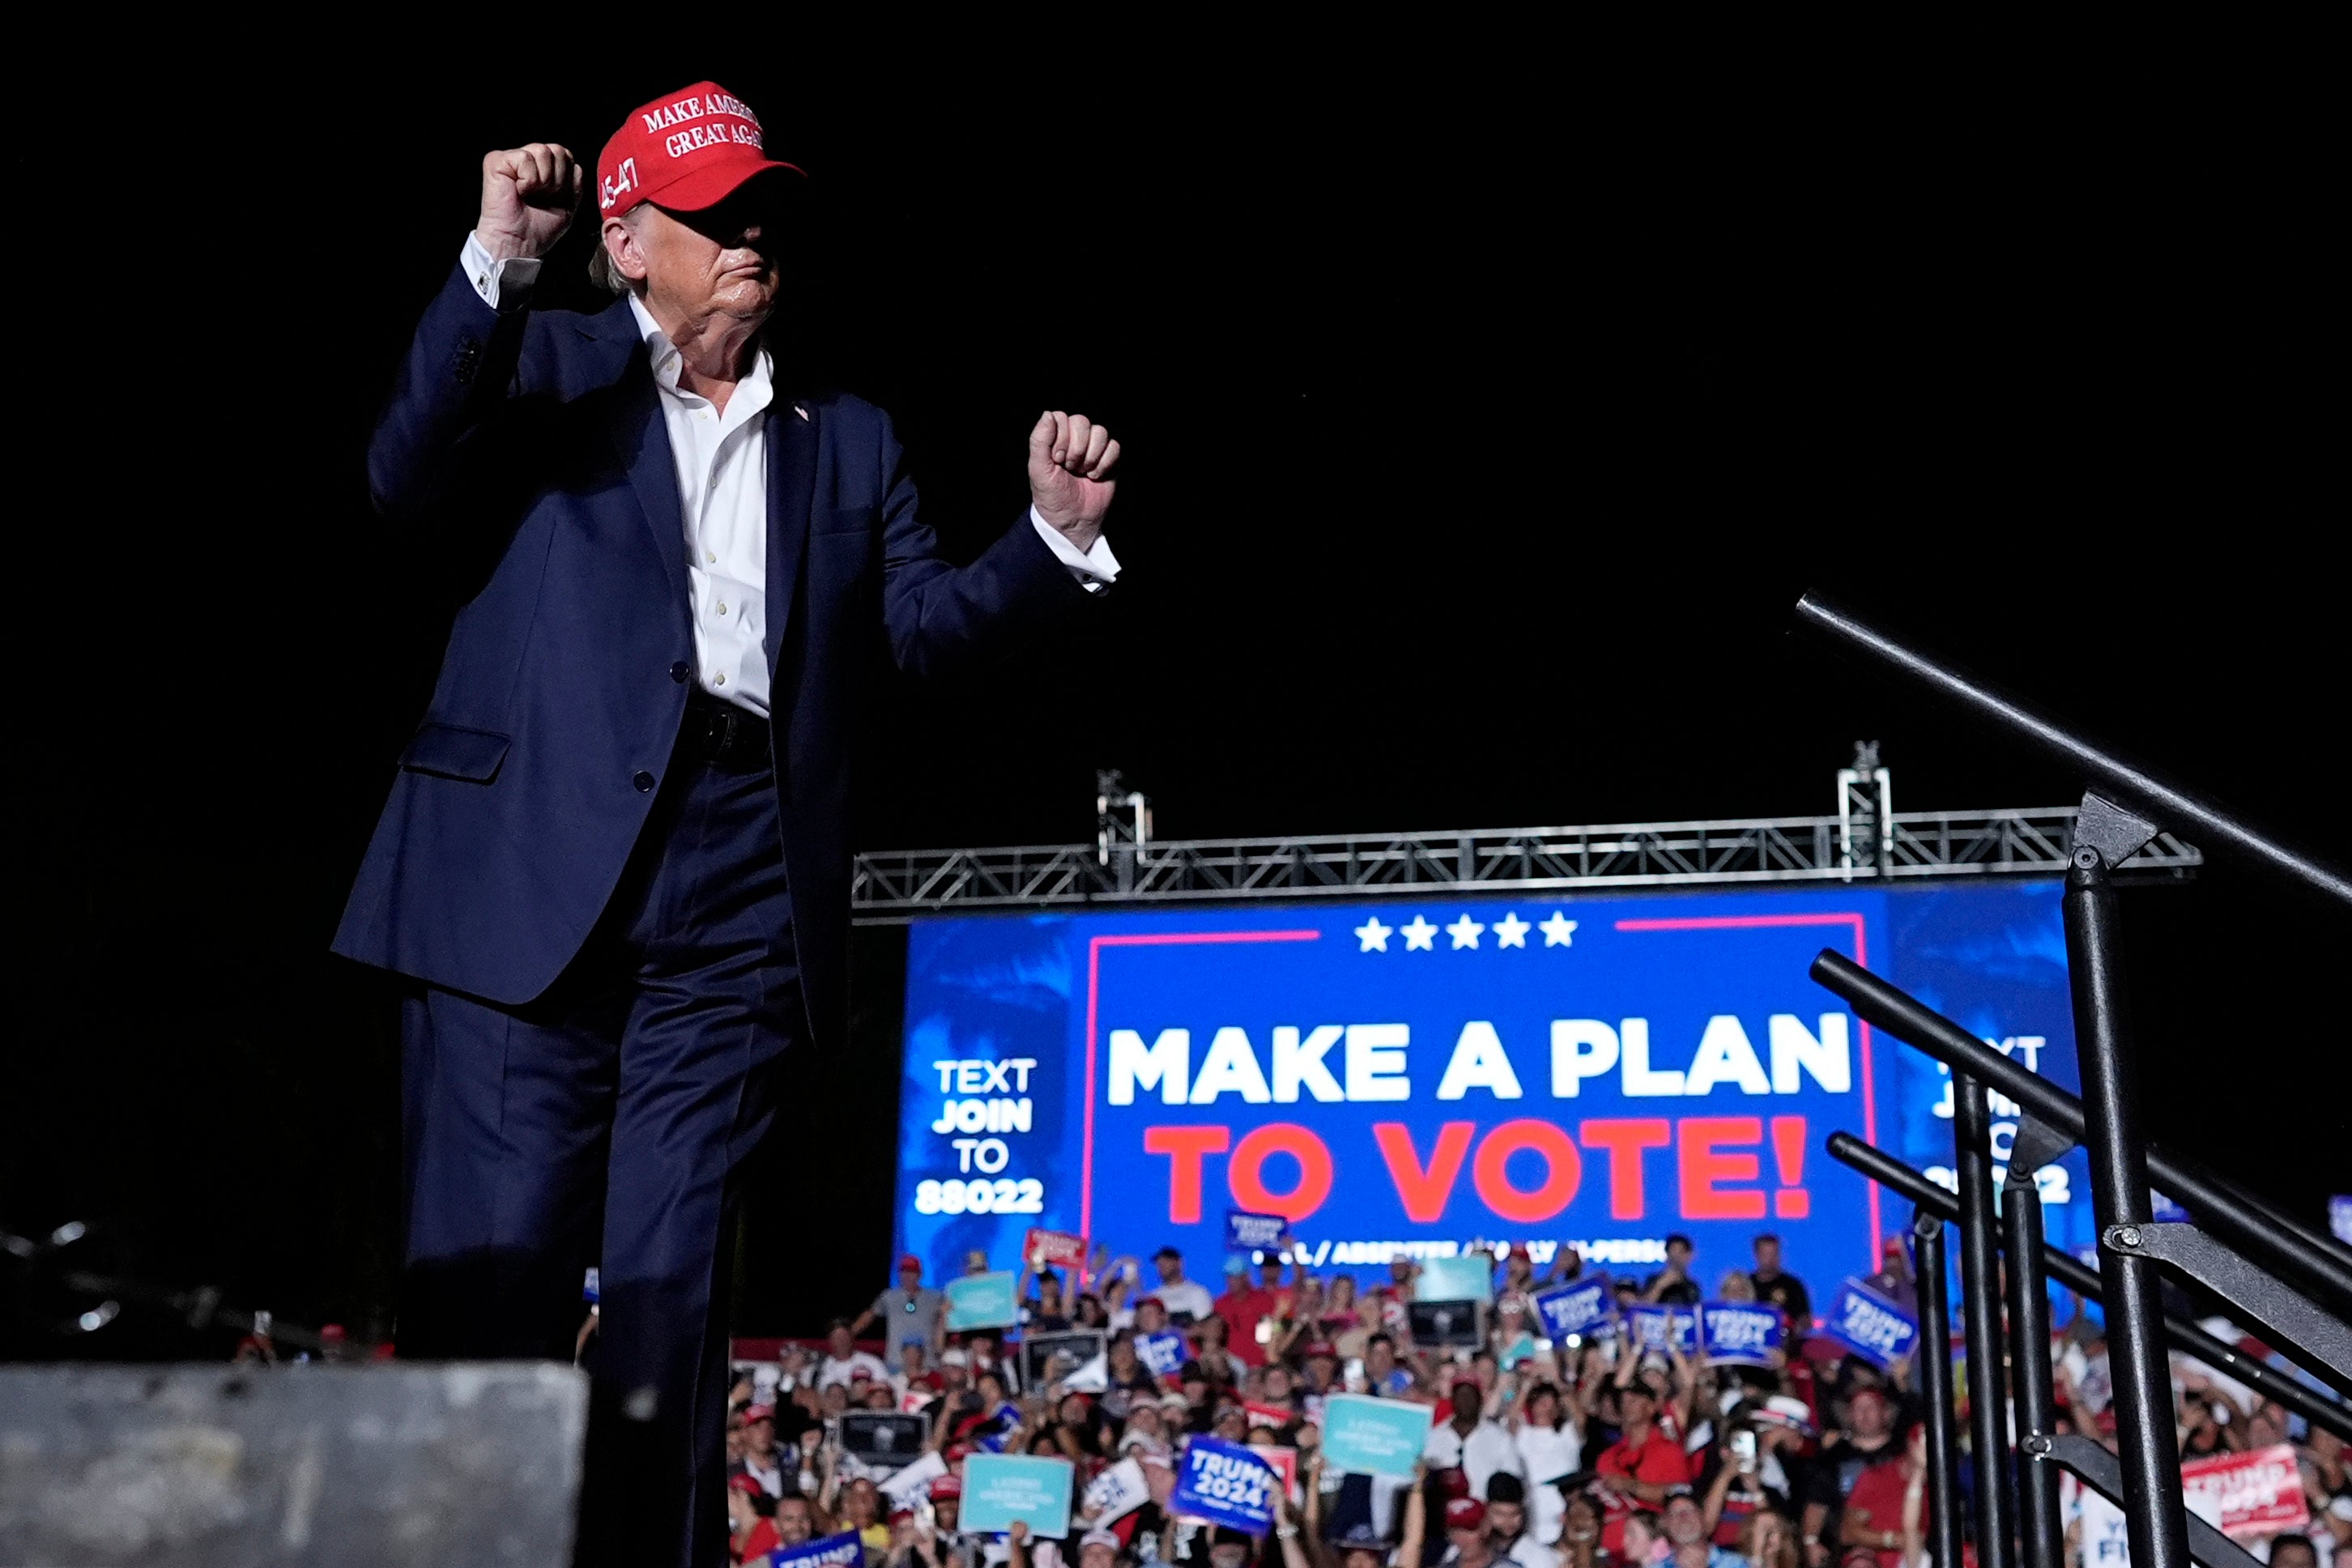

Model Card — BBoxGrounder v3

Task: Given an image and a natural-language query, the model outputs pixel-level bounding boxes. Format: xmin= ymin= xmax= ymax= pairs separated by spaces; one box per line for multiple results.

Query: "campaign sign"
xmin=1251 ymin=1444 xmax=1300 ymax=1504
xmin=1624 ymin=1304 xmax=1698 ymax=1354
xmin=1137 ymin=1331 xmax=1189 ymax=1378
xmin=1418 ymin=1253 xmax=1495 ymax=1304
xmin=1819 ymin=1278 xmax=1920 ymax=1369
xmin=1408 ymin=1298 xmax=1483 ymax=1348
xmin=1024 ymin=1330 xmax=1107 ymax=1392
xmin=1698 ymin=1302 xmax=1783 ymax=1366
xmin=1026 ymin=1228 xmax=1089 ymax=1269
xmin=1244 ymin=1400 xmax=1297 ymax=1433
xmin=1533 ymin=1274 xmax=1615 ymax=1342
xmin=946 ymin=1271 xmax=1020 ymax=1332
xmin=843 ymin=1412 xmax=930 ymax=1468
xmin=1320 ymin=1392 xmax=1432 ymax=1478
xmin=961 ymin=1454 xmax=1076 ymax=1538
xmin=1173 ymin=1437 xmax=1284 ymax=1536
xmin=882 ymin=1451 xmax=949 ymax=1506
xmin=1228 ymin=1210 xmax=1290 ymax=1254
xmin=895 ymin=884 xmax=2094 ymax=1314
xmin=1084 ymin=1457 xmax=1153 ymax=1525
xmin=767 ymin=1531 xmax=865 ymax=1568
xmin=2182 ymin=1444 xmax=2311 ymax=1541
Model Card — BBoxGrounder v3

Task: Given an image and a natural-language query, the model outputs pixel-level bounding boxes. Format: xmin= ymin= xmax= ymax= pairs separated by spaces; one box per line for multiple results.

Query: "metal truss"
xmin=851 ymin=807 xmax=2201 ymax=920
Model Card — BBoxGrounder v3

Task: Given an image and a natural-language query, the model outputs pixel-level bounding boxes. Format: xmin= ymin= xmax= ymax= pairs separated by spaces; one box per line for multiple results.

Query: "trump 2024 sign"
xmin=893 ymin=884 xmax=2090 ymax=1295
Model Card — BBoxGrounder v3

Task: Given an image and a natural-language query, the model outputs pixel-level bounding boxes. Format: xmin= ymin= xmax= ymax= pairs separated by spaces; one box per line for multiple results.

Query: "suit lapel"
xmin=583 ymin=299 xmax=689 ymax=617
xmin=764 ymin=390 xmax=817 ymax=677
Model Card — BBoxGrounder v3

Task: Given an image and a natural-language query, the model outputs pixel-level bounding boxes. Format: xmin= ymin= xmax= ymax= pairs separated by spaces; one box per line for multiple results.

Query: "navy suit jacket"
xmin=333 ymin=264 xmax=1091 ymax=1047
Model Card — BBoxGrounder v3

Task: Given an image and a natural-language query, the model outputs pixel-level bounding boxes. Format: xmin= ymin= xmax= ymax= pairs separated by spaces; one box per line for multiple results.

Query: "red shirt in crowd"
xmin=1838 ymin=1458 xmax=1920 ymax=1568
xmin=734 ymin=1517 xmax=782 ymax=1564
xmin=1596 ymin=1425 xmax=1691 ymax=1555
xmin=1214 ymin=1285 xmax=1277 ymax=1366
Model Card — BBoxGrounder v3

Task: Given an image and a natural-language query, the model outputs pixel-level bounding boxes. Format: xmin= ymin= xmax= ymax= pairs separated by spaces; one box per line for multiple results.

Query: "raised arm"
xmin=369 ymin=146 xmax=582 ymax=524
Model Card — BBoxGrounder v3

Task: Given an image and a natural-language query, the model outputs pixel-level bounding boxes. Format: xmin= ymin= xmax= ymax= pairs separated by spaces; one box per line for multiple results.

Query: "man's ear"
xmin=603 ymin=215 xmax=648 ymax=283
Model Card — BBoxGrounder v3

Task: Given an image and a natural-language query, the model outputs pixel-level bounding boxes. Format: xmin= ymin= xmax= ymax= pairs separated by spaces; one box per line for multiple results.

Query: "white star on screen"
xmin=1401 ymin=916 xmax=1438 ymax=951
xmin=1447 ymin=914 xmax=1486 ymax=949
xmin=1354 ymin=916 xmax=1393 ymax=952
xmin=1493 ymin=912 xmax=1530 ymax=948
xmin=1539 ymin=912 xmax=1579 ymax=947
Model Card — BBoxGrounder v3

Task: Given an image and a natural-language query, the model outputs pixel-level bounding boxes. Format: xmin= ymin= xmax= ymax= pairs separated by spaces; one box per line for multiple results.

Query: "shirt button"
xmin=717 ymin=603 xmax=728 ymax=615
xmin=707 ymin=552 xmax=717 ymax=564
xmin=670 ymin=661 xmax=690 ymax=683
xmin=714 ymin=672 xmax=726 ymax=686
xmin=633 ymin=770 xmax=655 ymax=794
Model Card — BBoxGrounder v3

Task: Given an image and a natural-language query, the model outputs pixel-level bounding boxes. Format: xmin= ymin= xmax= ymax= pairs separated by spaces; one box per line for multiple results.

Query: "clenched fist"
xmin=475 ymin=143 xmax=582 ymax=262
xmin=1028 ymin=411 xmax=1121 ymax=552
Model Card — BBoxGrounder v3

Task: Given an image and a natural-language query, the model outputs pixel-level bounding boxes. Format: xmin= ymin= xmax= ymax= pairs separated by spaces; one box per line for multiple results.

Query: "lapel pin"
xmin=795 ymin=403 xmax=809 ymax=421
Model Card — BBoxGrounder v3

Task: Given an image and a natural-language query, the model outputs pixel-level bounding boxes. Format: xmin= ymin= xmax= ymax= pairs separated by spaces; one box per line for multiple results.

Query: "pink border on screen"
xmin=1612 ymin=913 xmax=1881 ymax=1270
xmin=1080 ymin=930 xmax=1322 ymax=1245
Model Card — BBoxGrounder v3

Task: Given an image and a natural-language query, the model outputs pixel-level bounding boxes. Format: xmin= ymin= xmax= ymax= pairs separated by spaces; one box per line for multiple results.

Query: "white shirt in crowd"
xmin=1147 ymin=1276 xmax=1215 ymax=1325
xmin=1513 ymin=1421 xmax=1583 ymax=1543
xmin=1423 ymin=1417 xmax=1527 ymax=1501
xmin=1496 ymin=1534 xmax=1562 ymax=1568
xmin=460 ymin=234 xmax=1121 ymax=717
xmin=820 ymin=1349 xmax=891 ymax=1389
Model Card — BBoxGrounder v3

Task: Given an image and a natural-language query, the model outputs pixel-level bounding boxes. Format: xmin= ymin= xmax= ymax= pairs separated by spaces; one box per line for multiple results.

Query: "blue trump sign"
xmin=1172 ymin=1438 xmax=1283 ymax=1536
xmin=1624 ymin=1304 xmax=1697 ymax=1354
xmin=1533 ymin=1274 xmax=1615 ymax=1342
xmin=1698 ymin=1301 xmax=1783 ymax=1366
xmin=767 ymin=1532 xmax=865 ymax=1568
xmin=1819 ymin=1278 xmax=1919 ymax=1368
xmin=1228 ymin=1210 xmax=1289 ymax=1253
xmin=1137 ymin=1331 xmax=1188 ymax=1377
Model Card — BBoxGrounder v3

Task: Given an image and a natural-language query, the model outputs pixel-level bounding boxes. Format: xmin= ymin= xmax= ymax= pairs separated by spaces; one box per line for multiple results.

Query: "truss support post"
xmin=2005 ymin=1161 xmax=2065 ymax=1568
xmin=1911 ymin=1206 xmax=1966 ymax=1568
xmin=2065 ymin=839 xmax=2190 ymax=1568
xmin=1954 ymin=1073 xmax=2015 ymax=1568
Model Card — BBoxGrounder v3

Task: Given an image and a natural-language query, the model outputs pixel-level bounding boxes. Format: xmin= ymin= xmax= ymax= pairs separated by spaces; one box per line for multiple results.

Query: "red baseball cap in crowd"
xmin=900 ymin=1254 xmax=923 ymax=1273
xmin=743 ymin=1403 xmax=775 ymax=1424
xmin=1445 ymin=1499 xmax=1485 ymax=1531
xmin=596 ymin=81 xmax=804 ymax=219
xmin=929 ymin=1474 xmax=963 ymax=1500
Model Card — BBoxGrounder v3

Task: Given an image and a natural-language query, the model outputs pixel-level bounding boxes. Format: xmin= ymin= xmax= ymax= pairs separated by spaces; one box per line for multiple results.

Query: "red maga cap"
xmin=1445 ymin=1499 xmax=1485 ymax=1531
xmin=596 ymin=81 xmax=803 ymax=218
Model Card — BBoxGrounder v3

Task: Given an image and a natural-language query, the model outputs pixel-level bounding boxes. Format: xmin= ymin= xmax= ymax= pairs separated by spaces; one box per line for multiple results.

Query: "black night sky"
xmin=6 ymin=53 xmax=2341 ymax=1357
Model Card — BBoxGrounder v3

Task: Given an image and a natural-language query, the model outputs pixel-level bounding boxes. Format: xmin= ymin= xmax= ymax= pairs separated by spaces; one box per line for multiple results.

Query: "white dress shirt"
xmin=459 ymin=233 xmax=1121 ymax=714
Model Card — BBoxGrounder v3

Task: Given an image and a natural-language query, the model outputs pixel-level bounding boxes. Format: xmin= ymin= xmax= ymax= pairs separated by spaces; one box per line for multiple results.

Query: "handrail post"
xmin=2005 ymin=1162 xmax=2066 ymax=1568
xmin=1912 ymin=1206 xmax=1967 ymax=1568
xmin=2066 ymin=849 xmax=2190 ymax=1568
xmin=1954 ymin=1074 xmax=2015 ymax=1568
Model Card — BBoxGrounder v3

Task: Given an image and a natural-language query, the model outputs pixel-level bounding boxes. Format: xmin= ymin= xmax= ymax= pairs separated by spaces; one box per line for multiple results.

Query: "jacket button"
xmin=633 ymin=770 xmax=655 ymax=794
xmin=670 ymin=661 xmax=690 ymax=683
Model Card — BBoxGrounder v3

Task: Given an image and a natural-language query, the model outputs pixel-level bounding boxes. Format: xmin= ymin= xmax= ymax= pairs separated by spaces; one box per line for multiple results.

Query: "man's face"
xmin=1848 ymin=1391 xmax=1892 ymax=1441
xmin=1753 ymin=1238 xmax=1781 ymax=1273
xmin=1082 ymin=1545 xmax=1119 ymax=1568
xmin=1262 ymin=1261 xmax=1284 ymax=1288
xmin=1136 ymin=1301 xmax=1167 ymax=1333
xmin=1157 ymin=1254 xmax=1182 ymax=1284
xmin=2269 ymin=1544 xmax=2317 ymax=1568
xmin=745 ymin=1417 xmax=775 ymax=1455
xmin=607 ymin=185 xmax=788 ymax=330
xmin=1451 ymin=1383 xmax=1481 ymax=1422
xmin=1667 ymin=1240 xmax=1693 ymax=1271
xmin=1449 ymin=1527 xmax=1492 ymax=1568
xmin=829 ymin=1326 xmax=854 ymax=1356
xmin=777 ymin=1500 xmax=815 ymax=1546
xmin=1621 ymin=1387 xmax=1655 ymax=1428
xmin=1664 ymin=1498 xmax=1705 ymax=1546
xmin=1486 ymin=1500 xmax=1525 ymax=1540
xmin=1367 ymin=1341 xmax=1394 ymax=1374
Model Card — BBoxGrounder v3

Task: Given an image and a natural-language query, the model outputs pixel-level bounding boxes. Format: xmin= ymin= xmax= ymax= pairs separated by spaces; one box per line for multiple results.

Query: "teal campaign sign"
xmin=961 ymin=1454 xmax=1076 ymax=1537
xmin=1319 ymin=1392 xmax=1431 ymax=1477
xmin=945 ymin=1271 xmax=1020 ymax=1332
xmin=1417 ymin=1253 xmax=1493 ymax=1304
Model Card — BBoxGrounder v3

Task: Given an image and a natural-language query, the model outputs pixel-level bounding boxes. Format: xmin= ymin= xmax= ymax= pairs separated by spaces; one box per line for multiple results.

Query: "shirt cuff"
xmin=461 ymin=231 xmax=543 ymax=310
xmin=1030 ymin=506 xmax=1120 ymax=593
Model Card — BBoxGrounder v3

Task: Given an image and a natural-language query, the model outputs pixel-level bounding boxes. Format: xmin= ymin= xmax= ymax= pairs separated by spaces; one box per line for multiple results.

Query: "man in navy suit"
xmin=333 ymin=82 xmax=1123 ymax=1566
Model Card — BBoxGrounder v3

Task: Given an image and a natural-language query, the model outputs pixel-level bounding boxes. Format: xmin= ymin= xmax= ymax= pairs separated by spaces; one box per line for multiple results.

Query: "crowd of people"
xmin=716 ymin=1232 xmax=2352 ymax=1568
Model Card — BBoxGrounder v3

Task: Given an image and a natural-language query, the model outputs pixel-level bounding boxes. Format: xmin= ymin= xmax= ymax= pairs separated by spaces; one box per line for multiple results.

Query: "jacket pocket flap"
xmin=398 ymin=722 xmax=512 ymax=782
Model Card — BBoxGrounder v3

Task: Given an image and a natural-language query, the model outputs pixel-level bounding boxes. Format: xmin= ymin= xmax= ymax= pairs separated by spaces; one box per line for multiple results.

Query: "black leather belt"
xmin=681 ymin=690 xmax=773 ymax=770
